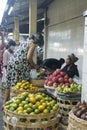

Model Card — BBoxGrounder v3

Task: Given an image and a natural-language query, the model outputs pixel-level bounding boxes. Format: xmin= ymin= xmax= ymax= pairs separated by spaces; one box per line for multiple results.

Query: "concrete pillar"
xmin=29 ymin=0 xmax=37 ymax=63
xmin=13 ymin=17 xmax=19 ymax=44
xmin=43 ymin=9 xmax=48 ymax=59
xmin=82 ymin=11 xmax=87 ymax=101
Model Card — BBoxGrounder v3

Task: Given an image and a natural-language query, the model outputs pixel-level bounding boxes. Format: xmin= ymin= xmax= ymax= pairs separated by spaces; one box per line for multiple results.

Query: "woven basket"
xmin=57 ymin=97 xmax=80 ymax=117
xmin=30 ymin=79 xmax=45 ymax=87
xmin=58 ymin=122 xmax=67 ymax=130
xmin=3 ymin=108 xmax=59 ymax=130
xmin=10 ymin=88 xmax=45 ymax=98
xmin=67 ymin=110 xmax=87 ymax=130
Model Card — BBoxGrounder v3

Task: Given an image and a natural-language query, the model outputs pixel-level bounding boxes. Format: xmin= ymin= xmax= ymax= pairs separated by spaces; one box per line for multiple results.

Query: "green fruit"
xmin=21 ymin=101 xmax=28 ymax=105
xmin=30 ymin=112 xmax=35 ymax=115
xmin=10 ymin=103 xmax=18 ymax=109
xmin=5 ymin=105 xmax=10 ymax=109
xmin=32 ymin=105 xmax=37 ymax=110
xmin=27 ymin=108 xmax=33 ymax=114
xmin=24 ymin=104 xmax=29 ymax=109
xmin=18 ymin=96 xmax=26 ymax=101
xmin=19 ymin=104 xmax=24 ymax=107
xmin=53 ymin=106 xmax=58 ymax=111
xmin=34 ymin=109 xmax=40 ymax=114
xmin=5 ymin=101 xmax=13 ymax=106
xmin=9 ymin=107 xmax=15 ymax=111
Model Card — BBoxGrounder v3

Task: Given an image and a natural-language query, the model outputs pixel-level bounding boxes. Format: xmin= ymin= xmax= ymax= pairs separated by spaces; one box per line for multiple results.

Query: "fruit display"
xmin=12 ymin=80 xmax=40 ymax=91
xmin=73 ymin=101 xmax=87 ymax=120
xmin=57 ymin=83 xmax=82 ymax=93
xmin=5 ymin=92 xmax=59 ymax=115
xmin=44 ymin=69 xmax=74 ymax=87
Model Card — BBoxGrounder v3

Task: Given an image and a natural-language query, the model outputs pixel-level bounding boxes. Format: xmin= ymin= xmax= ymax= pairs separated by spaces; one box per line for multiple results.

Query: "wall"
xmin=46 ymin=0 xmax=87 ymax=79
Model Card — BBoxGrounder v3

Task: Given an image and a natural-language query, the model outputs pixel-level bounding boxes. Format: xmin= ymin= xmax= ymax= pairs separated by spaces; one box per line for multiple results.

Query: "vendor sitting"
xmin=42 ymin=58 xmax=65 ymax=74
xmin=62 ymin=53 xmax=79 ymax=78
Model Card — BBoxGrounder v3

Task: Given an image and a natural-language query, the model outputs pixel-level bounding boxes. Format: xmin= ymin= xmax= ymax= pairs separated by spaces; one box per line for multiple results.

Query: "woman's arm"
xmin=27 ymin=43 xmax=38 ymax=69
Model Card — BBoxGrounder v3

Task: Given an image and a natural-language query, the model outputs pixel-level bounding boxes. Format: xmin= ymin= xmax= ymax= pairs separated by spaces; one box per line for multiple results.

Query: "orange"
xmin=38 ymin=105 xmax=45 ymax=111
xmin=28 ymin=103 xmax=33 ymax=107
xmin=42 ymin=103 xmax=47 ymax=108
xmin=29 ymin=94 xmax=35 ymax=98
xmin=43 ymin=109 xmax=49 ymax=114
xmin=17 ymin=106 xmax=23 ymax=111
xmin=14 ymin=99 xmax=21 ymax=105
xmin=21 ymin=92 xmax=28 ymax=97
xmin=36 ymin=95 xmax=43 ymax=101
xmin=30 ymin=97 xmax=36 ymax=104
xmin=36 ymin=102 xmax=41 ymax=107
xmin=17 ymin=110 xmax=23 ymax=114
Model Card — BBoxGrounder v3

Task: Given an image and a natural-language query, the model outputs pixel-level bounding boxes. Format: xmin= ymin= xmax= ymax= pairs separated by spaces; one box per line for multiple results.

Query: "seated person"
xmin=42 ymin=58 xmax=65 ymax=72
xmin=62 ymin=53 xmax=79 ymax=78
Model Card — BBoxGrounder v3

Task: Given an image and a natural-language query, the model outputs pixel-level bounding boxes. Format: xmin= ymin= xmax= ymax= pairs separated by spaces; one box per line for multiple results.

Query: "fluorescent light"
xmin=37 ymin=18 xmax=45 ymax=22
xmin=0 ymin=0 xmax=8 ymax=24
xmin=8 ymin=6 xmax=13 ymax=15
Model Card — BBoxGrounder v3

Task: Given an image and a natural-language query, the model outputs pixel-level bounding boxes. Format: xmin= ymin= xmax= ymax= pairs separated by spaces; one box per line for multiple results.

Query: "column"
xmin=82 ymin=11 xmax=87 ymax=101
xmin=13 ymin=17 xmax=19 ymax=45
xmin=43 ymin=8 xmax=48 ymax=59
xmin=29 ymin=0 xmax=37 ymax=63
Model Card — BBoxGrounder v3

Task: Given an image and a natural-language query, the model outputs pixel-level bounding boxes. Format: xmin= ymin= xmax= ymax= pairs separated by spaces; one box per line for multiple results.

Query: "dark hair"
xmin=8 ymin=40 xmax=16 ymax=46
xmin=31 ymin=33 xmax=44 ymax=47
xmin=59 ymin=58 xmax=65 ymax=64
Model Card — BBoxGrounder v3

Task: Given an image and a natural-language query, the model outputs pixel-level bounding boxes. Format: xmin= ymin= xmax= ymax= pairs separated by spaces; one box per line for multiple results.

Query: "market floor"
xmin=0 ymin=78 xmax=4 ymax=130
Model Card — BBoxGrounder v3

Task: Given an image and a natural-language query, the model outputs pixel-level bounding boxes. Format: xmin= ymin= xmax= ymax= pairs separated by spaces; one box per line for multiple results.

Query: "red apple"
xmin=47 ymin=81 xmax=53 ymax=86
xmin=48 ymin=75 xmax=53 ymax=80
xmin=69 ymin=78 xmax=73 ymax=84
xmin=64 ymin=78 xmax=69 ymax=83
xmin=58 ymin=77 xmax=64 ymax=83
xmin=64 ymin=74 xmax=69 ymax=79
xmin=60 ymin=71 xmax=66 ymax=77
xmin=53 ymin=82 xmax=58 ymax=87
xmin=44 ymin=80 xmax=48 ymax=85
xmin=56 ymin=69 xmax=61 ymax=74
xmin=57 ymin=74 xmax=61 ymax=79
xmin=52 ymin=77 xmax=58 ymax=83
xmin=53 ymin=71 xmax=58 ymax=76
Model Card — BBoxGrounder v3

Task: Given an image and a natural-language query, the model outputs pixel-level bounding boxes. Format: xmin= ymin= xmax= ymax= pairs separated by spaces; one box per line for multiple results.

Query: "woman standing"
xmin=2 ymin=40 xmax=16 ymax=88
xmin=4 ymin=33 xmax=44 ymax=102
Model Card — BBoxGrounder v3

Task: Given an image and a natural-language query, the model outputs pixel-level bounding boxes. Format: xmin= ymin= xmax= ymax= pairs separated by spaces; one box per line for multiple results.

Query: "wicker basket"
xmin=3 ymin=108 xmax=59 ymax=130
xmin=58 ymin=123 xmax=67 ymax=130
xmin=30 ymin=79 xmax=45 ymax=87
xmin=67 ymin=110 xmax=87 ymax=130
xmin=10 ymin=88 xmax=45 ymax=98
xmin=57 ymin=97 xmax=80 ymax=117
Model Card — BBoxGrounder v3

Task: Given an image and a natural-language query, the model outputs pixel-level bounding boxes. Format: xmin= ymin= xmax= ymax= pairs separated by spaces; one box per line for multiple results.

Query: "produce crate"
xmin=30 ymin=79 xmax=45 ymax=87
xmin=67 ymin=110 xmax=87 ymax=130
xmin=10 ymin=88 xmax=45 ymax=98
xmin=57 ymin=97 xmax=80 ymax=117
xmin=3 ymin=108 xmax=59 ymax=130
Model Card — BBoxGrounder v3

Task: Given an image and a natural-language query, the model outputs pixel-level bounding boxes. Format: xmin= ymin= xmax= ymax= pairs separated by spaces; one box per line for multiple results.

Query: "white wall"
xmin=46 ymin=0 xmax=87 ymax=79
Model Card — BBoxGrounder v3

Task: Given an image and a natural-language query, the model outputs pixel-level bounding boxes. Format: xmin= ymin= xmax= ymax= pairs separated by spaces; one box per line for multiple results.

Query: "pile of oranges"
xmin=5 ymin=92 xmax=58 ymax=115
xmin=12 ymin=80 xmax=40 ymax=91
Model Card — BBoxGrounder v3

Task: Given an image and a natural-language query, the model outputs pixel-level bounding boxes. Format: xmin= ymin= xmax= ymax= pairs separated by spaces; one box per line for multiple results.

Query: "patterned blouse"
xmin=6 ymin=41 xmax=32 ymax=88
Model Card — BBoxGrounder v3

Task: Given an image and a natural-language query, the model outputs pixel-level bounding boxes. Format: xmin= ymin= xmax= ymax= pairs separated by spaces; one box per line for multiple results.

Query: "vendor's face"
xmin=66 ymin=57 xmax=71 ymax=65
